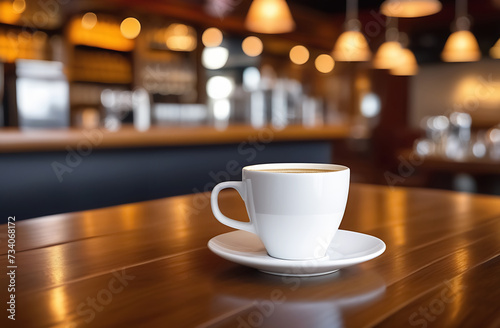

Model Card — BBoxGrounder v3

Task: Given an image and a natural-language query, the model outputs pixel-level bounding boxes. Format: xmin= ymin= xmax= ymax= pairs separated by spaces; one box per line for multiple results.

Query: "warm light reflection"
xmin=242 ymin=36 xmax=263 ymax=57
xmin=441 ymin=30 xmax=481 ymax=62
xmin=450 ymin=193 xmax=472 ymax=220
xmin=381 ymin=0 xmax=442 ymax=18
xmin=355 ymin=75 xmax=370 ymax=91
xmin=81 ymin=108 xmax=100 ymax=129
xmin=50 ymin=287 xmax=68 ymax=323
xmin=12 ymin=0 xmax=26 ymax=14
xmin=245 ymin=0 xmax=295 ymax=34
xmin=173 ymin=198 xmax=197 ymax=239
xmin=453 ymin=76 xmax=500 ymax=109
xmin=289 ymin=45 xmax=309 ymax=65
xmin=68 ymin=17 xmax=134 ymax=51
xmin=46 ymin=245 xmax=70 ymax=322
xmin=165 ymin=23 xmax=197 ymax=52
xmin=81 ymin=12 xmax=97 ymax=30
xmin=82 ymin=211 xmax=98 ymax=236
xmin=48 ymin=246 xmax=66 ymax=284
xmin=385 ymin=189 xmax=407 ymax=245
xmin=120 ymin=17 xmax=141 ymax=39
xmin=332 ymin=31 xmax=372 ymax=62
xmin=0 ymin=2 xmax=21 ymax=24
xmin=448 ymin=249 xmax=469 ymax=319
xmin=0 ymin=30 xmax=48 ymax=62
xmin=202 ymin=27 xmax=223 ymax=47
xmin=315 ymin=54 xmax=335 ymax=73
xmin=119 ymin=205 xmax=141 ymax=230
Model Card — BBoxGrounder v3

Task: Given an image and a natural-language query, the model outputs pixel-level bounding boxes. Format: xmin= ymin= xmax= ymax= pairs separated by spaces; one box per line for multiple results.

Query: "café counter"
xmin=0 ymin=124 xmax=350 ymax=220
xmin=0 ymin=125 xmax=350 ymax=153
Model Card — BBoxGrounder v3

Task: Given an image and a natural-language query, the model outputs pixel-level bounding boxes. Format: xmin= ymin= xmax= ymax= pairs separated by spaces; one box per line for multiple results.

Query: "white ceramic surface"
xmin=211 ymin=163 xmax=350 ymax=260
xmin=208 ymin=230 xmax=386 ymax=277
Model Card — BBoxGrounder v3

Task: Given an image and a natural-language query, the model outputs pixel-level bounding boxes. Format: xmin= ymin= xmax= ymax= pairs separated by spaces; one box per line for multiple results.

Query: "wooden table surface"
xmin=1 ymin=184 xmax=500 ymax=327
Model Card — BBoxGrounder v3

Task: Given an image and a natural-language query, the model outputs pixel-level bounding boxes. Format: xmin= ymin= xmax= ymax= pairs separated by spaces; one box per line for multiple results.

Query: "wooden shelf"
xmin=399 ymin=149 xmax=500 ymax=175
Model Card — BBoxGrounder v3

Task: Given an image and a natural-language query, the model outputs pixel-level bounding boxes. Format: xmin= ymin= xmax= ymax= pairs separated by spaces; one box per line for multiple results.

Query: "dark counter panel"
xmin=1 ymin=141 xmax=332 ymax=220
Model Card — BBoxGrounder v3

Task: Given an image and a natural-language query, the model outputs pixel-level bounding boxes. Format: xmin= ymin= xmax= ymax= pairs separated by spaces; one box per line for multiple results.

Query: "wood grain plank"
xmin=2 ymin=230 xmax=499 ymax=328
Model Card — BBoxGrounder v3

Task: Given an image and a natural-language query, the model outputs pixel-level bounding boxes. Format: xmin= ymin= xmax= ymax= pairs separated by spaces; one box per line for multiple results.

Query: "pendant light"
xmin=332 ymin=0 xmax=371 ymax=62
xmin=245 ymin=0 xmax=295 ymax=34
xmin=490 ymin=38 xmax=500 ymax=59
xmin=390 ymin=48 xmax=418 ymax=75
xmin=374 ymin=18 xmax=418 ymax=75
xmin=373 ymin=18 xmax=404 ymax=69
xmin=381 ymin=0 xmax=442 ymax=18
xmin=441 ymin=0 xmax=480 ymax=62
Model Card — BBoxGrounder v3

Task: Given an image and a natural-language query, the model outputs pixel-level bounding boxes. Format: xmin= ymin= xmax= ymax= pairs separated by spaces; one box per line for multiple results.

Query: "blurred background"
xmin=1 ymin=0 xmax=500 ymax=219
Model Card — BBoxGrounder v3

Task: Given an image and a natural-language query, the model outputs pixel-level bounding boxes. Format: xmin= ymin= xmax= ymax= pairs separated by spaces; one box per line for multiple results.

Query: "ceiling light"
xmin=490 ymin=38 xmax=500 ymax=59
xmin=245 ymin=0 xmax=295 ymax=34
xmin=373 ymin=41 xmax=404 ymax=69
xmin=441 ymin=1 xmax=480 ymax=62
xmin=381 ymin=0 xmax=442 ymax=18
xmin=442 ymin=30 xmax=480 ymax=62
xmin=332 ymin=0 xmax=371 ymax=62
xmin=390 ymin=48 xmax=418 ymax=75
xmin=332 ymin=30 xmax=372 ymax=62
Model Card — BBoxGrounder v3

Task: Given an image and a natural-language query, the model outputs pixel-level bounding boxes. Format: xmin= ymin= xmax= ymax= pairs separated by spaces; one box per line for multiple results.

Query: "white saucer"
xmin=208 ymin=230 xmax=386 ymax=277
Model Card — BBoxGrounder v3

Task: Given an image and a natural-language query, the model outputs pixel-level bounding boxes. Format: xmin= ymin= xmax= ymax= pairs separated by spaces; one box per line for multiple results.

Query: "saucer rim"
xmin=208 ymin=229 xmax=386 ymax=274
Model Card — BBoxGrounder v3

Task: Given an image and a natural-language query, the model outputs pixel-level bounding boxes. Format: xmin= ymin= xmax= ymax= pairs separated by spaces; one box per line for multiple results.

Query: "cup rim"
xmin=243 ymin=163 xmax=349 ymax=174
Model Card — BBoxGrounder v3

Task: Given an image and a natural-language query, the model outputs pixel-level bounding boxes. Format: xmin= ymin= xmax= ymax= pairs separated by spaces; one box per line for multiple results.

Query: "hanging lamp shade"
xmin=332 ymin=30 xmax=371 ymax=62
xmin=489 ymin=38 xmax=500 ymax=59
xmin=390 ymin=48 xmax=418 ymax=75
xmin=245 ymin=0 xmax=295 ymax=34
xmin=373 ymin=41 xmax=404 ymax=69
xmin=441 ymin=30 xmax=480 ymax=62
xmin=381 ymin=0 xmax=442 ymax=17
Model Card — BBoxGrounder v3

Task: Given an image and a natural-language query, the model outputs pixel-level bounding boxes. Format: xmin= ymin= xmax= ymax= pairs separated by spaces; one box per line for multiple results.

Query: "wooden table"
xmin=1 ymin=184 xmax=500 ymax=327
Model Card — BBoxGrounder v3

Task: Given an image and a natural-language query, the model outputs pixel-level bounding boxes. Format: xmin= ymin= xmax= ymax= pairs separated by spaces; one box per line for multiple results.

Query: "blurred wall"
xmin=410 ymin=59 xmax=500 ymax=128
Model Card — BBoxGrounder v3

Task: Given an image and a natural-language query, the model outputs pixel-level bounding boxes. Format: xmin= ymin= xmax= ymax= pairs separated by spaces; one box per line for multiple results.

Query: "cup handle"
xmin=211 ymin=181 xmax=256 ymax=234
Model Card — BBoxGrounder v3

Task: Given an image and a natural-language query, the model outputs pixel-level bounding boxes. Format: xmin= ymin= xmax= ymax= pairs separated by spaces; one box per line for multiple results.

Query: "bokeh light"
xmin=242 ymin=36 xmax=263 ymax=57
xmin=202 ymin=47 xmax=229 ymax=69
xmin=289 ymin=45 xmax=309 ymax=65
xmin=81 ymin=12 xmax=97 ymax=30
xmin=202 ymin=27 xmax=223 ymax=47
xmin=315 ymin=54 xmax=335 ymax=73
xmin=120 ymin=17 xmax=141 ymax=39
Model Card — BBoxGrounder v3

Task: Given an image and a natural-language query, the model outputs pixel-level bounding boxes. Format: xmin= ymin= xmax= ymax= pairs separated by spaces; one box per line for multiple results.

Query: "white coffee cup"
xmin=211 ymin=163 xmax=350 ymax=260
